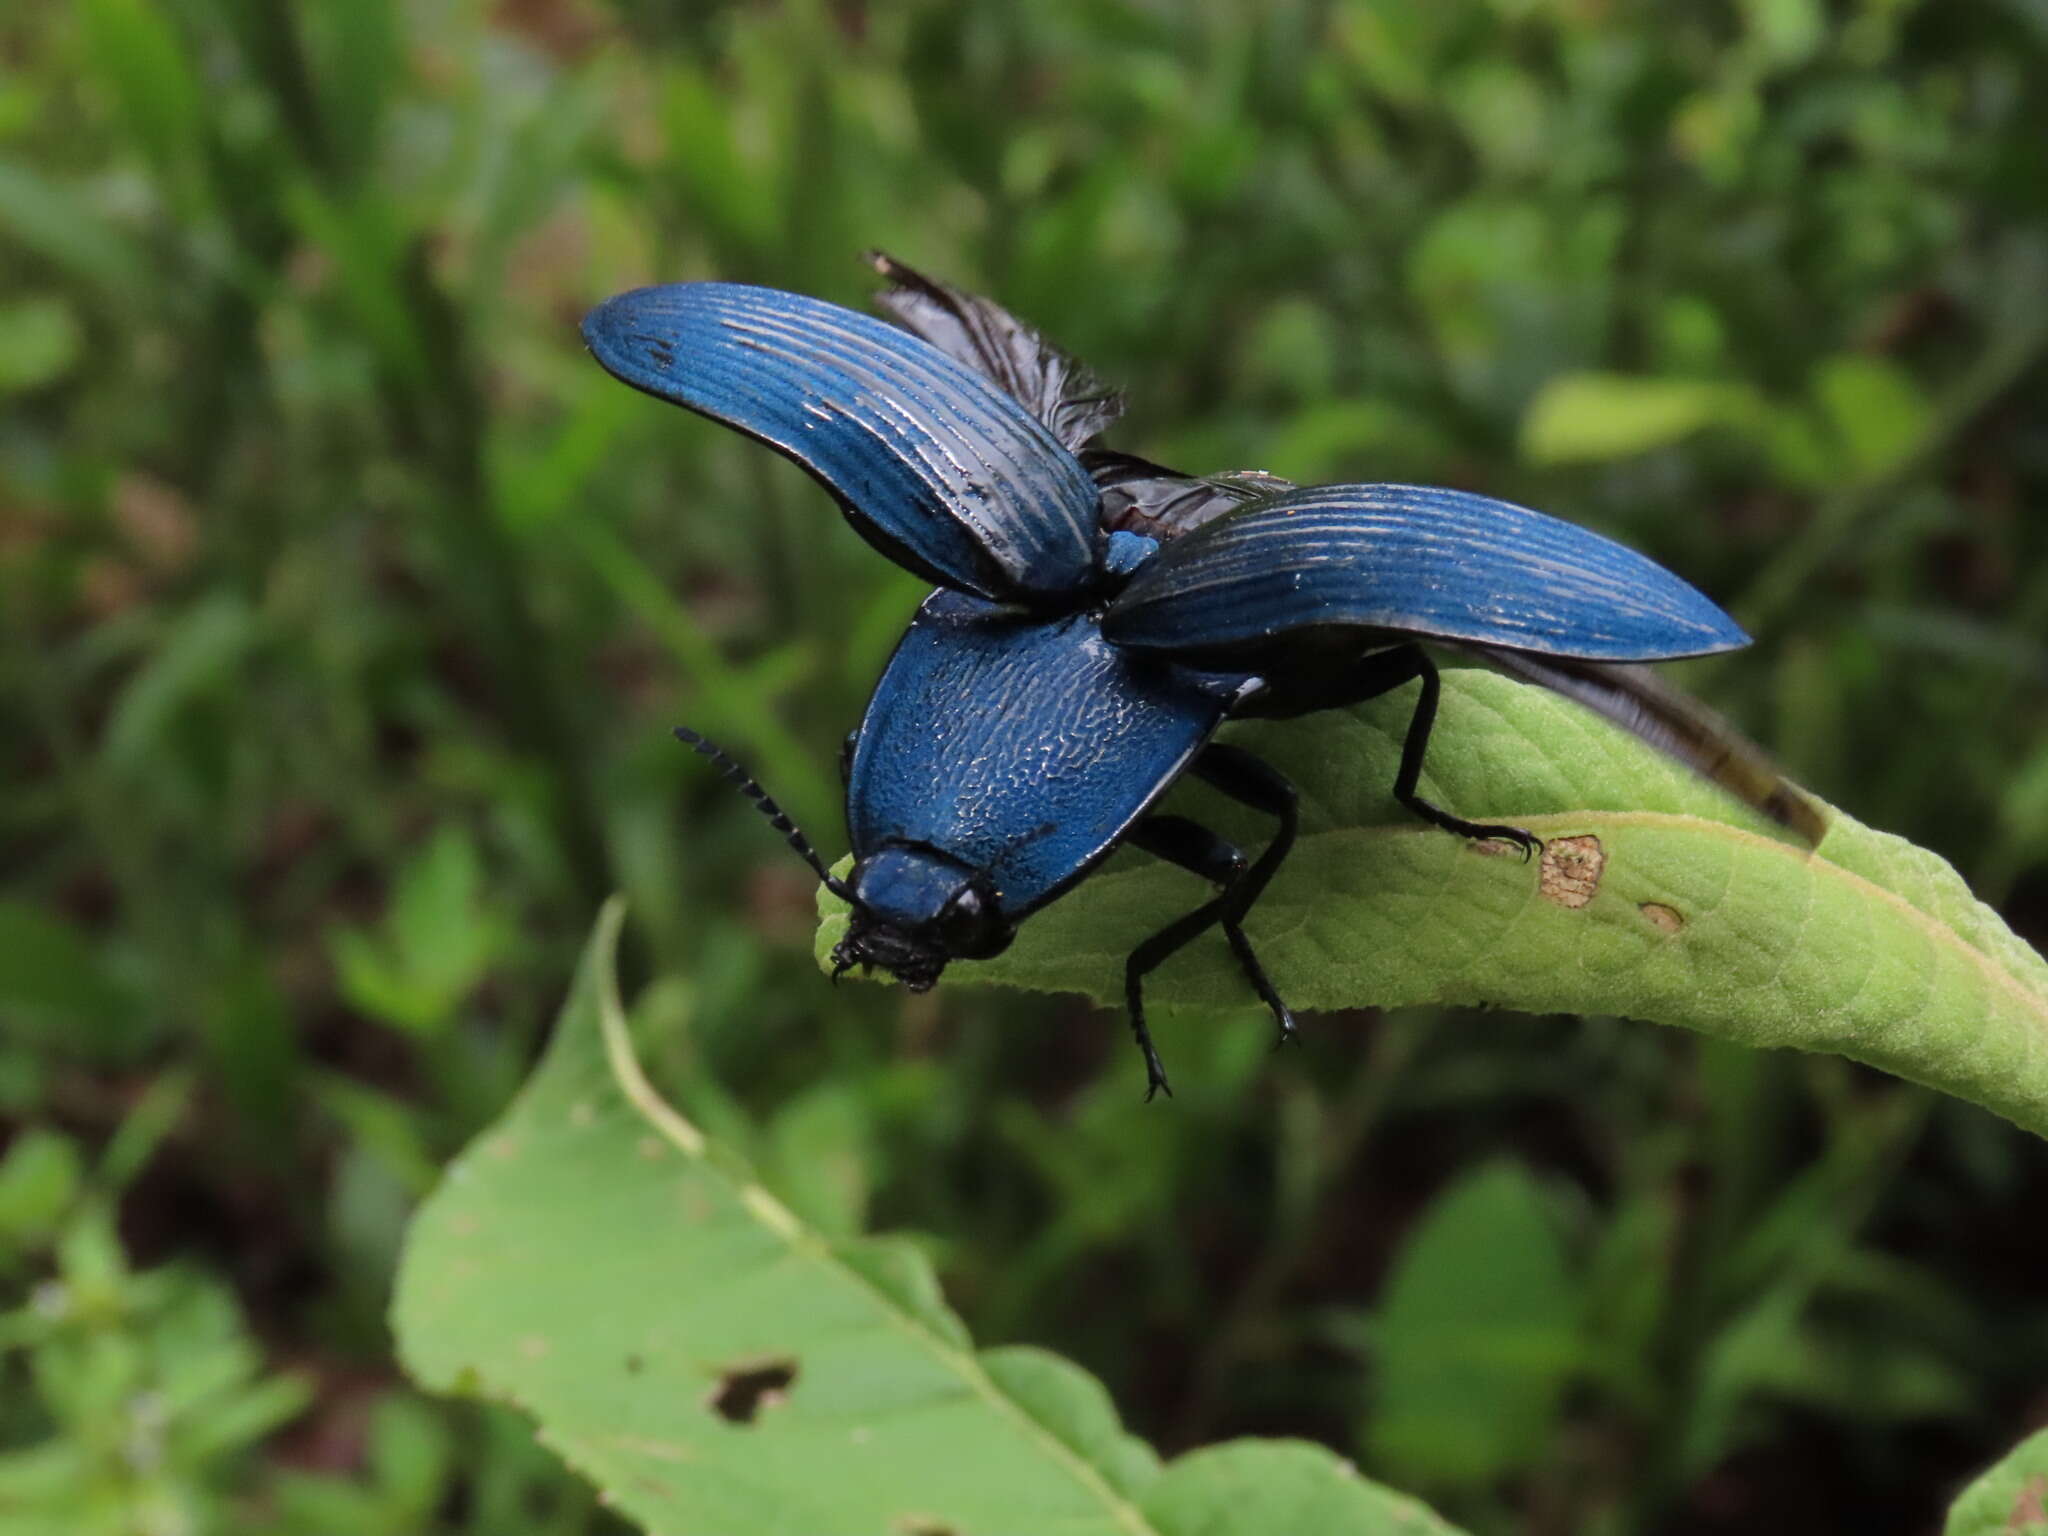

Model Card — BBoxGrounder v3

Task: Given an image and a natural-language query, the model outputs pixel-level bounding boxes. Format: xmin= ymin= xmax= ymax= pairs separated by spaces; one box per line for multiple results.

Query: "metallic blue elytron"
xmin=584 ymin=255 xmax=1818 ymax=1099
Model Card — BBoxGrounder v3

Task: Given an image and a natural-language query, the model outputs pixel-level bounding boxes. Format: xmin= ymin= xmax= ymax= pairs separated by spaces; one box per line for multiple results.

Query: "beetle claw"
xmin=1271 ymin=1008 xmax=1301 ymax=1051
xmin=1501 ymin=827 xmax=1543 ymax=862
xmin=1466 ymin=823 xmax=1543 ymax=861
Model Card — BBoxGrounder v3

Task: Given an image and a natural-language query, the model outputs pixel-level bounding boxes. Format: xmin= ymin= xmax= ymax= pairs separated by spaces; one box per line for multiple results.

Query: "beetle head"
xmin=668 ymin=729 xmax=1013 ymax=992
xmin=833 ymin=844 xmax=1013 ymax=990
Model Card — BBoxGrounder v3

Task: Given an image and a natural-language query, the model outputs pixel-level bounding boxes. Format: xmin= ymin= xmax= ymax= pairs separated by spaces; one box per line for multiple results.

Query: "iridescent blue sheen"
xmin=581 ymin=283 xmax=1102 ymax=602
xmin=846 ymin=589 xmax=1252 ymax=916
xmin=1104 ymin=484 xmax=1748 ymax=661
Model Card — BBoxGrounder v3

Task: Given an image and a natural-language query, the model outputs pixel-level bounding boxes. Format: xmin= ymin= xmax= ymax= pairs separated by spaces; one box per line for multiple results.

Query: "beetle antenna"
xmin=672 ymin=727 xmax=855 ymax=902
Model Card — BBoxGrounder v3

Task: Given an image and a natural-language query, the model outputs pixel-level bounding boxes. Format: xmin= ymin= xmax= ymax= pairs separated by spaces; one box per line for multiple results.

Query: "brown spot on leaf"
xmin=1640 ymin=902 xmax=1684 ymax=933
xmin=1539 ymin=835 xmax=1604 ymax=908
xmin=896 ymin=1521 xmax=960 ymax=1536
xmin=707 ymin=1358 xmax=798 ymax=1424
xmin=2010 ymin=1474 xmax=2048 ymax=1533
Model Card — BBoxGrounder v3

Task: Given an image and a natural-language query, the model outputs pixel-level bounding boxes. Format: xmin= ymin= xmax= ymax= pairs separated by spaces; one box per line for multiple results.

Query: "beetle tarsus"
xmin=1262 ymin=995 xmax=1301 ymax=1051
xmin=1130 ymin=1006 xmax=1175 ymax=1099
xmin=1146 ymin=1040 xmax=1179 ymax=1097
xmin=1221 ymin=916 xmax=1297 ymax=1049
xmin=1348 ymin=646 xmax=1545 ymax=864
xmin=1126 ymin=971 xmax=1175 ymax=1099
xmin=1405 ymin=796 xmax=1543 ymax=861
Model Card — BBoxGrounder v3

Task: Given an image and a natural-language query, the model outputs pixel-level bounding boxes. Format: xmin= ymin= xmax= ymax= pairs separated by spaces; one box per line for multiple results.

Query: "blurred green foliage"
xmin=1 ymin=0 xmax=2044 ymax=1531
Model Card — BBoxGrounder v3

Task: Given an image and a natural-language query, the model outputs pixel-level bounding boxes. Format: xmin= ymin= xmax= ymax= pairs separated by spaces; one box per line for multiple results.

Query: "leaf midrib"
xmin=588 ymin=901 xmax=1162 ymax=1536
xmin=1295 ymin=809 xmax=2048 ymax=1029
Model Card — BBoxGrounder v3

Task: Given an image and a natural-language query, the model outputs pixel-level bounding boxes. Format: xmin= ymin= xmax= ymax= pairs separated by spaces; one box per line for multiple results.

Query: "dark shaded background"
xmin=3 ymin=1 xmax=2045 ymax=1531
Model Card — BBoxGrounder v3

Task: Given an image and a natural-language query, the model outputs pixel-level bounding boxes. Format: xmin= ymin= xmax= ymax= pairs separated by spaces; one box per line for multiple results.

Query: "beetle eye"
xmin=936 ymin=884 xmax=1006 ymax=957
xmin=939 ymin=886 xmax=981 ymax=936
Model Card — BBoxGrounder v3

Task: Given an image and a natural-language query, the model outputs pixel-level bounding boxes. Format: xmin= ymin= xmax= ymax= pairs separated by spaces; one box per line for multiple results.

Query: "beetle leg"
xmin=838 ymin=729 xmax=860 ymax=788
xmin=1129 ymin=814 xmax=1297 ymax=1051
xmin=1123 ymin=898 xmax=1234 ymax=1101
xmin=1189 ymin=743 xmax=1300 ymax=916
xmin=1332 ymin=645 xmax=1541 ymax=860
xmin=1388 ymin=648 xmax=1541 ymax=859
xmin=1189 ymin=744 xmax=1308 ymax=1045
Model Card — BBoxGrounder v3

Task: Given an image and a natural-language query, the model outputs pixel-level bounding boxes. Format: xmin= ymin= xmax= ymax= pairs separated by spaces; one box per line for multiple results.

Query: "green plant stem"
xmin=388 ymin=246 xmax=616 ymax=914
xmin=1168 ymin=1013 xmax=1424 ymax=1447
xmin=570 ymin=520 xmax=833 ymax=820
xmin=8 ymin=609 xmax=195 ymax=1045
xmin=1626 ymin=1084 xmax=1930 ymax=1525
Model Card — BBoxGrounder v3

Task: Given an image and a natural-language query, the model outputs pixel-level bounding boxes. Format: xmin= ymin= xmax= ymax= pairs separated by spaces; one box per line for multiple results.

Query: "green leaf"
xmin=1811 ymin=354 xmax=1931 ymax=479
xmin=761 ymin=1082 xmax=876 ymax=1239
xmin=395 ymin=900 xmax=1467 ymax=1536
xmin=1142 ymin=1442 xmax=1464 ymax=1534
xmin=76 ymin=0 xmax=207 ymax=209
xmin=1264 ymin=399 xmax=1449 ymax=484
xmin=1366 ymin=1163 xmax=1579 ymax=1486
xmin=1946 ymin=1426 xmax=2048 ymax=1536
xmin=1520 ymin=372 xmax=1757 ymax=464
xmin=364 ymin=1392 xmax=455 ymax=1517
xmin=302 ymin=0 xmax=401 ymax=179
xmin=97 ymin=1068 xmax=194 ymax=1192
xmin=0 ymin=1130 xmax=84 ymax=1250
xmin=329 ymin=825 xmax=506 ymax=1037
xmin=1737 ymin=0 xmax=1825 ymax=70
xmin=0 ymin=160 xmax=150 ymax=294
xmin=0 ymin=298 xmax=82 ymax=393
xmin=283 ymin=182 xmax=430 ymax=389
xmin=100 ymin=593 xmax=259 ymax=772
xmin=819 ymin=671 xmax=2048 ymax=1140
xmin=0 ymin=901 xmax=134 ymax=1055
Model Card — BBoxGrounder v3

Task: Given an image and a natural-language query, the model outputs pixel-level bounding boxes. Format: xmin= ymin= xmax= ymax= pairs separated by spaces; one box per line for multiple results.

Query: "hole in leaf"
xmin=1538 ymin=834 xmax=1604 ymax=908
xmin=707 ymin=1357 xmax=798 ymax=1423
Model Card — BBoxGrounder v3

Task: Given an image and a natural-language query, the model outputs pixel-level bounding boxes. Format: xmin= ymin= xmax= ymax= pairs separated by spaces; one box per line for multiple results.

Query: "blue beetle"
xmin=585 ymin=254 xmax=1818 ymax=1098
